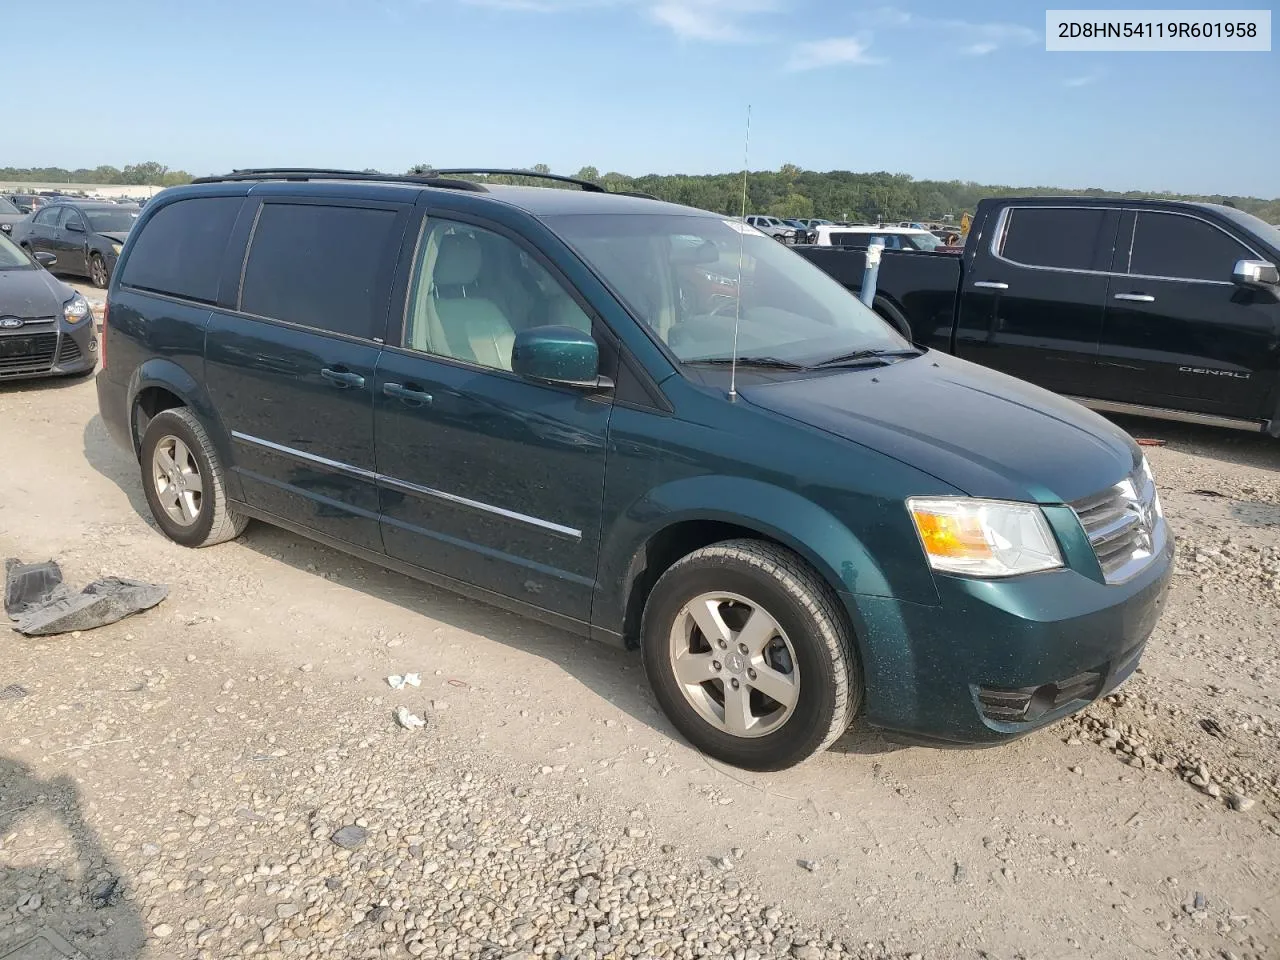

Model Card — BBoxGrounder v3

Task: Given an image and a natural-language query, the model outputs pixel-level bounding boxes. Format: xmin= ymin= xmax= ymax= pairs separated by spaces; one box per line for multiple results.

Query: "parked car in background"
xmin=0 ymin=232 xmax=97 ymax=380
xmin=813 ymin=225 xmax=949 ymax=252
xmin=743 ymin=215 xmax=797 ymax=243
xmin=0 ymin=197 xmax=25 ymax=236
xmin=9 ymin=200 xmax=140 ymax=288
xmin=781 ymin=219 xmax=816 ymax=244
xmin=5 ymin=194 xmax=51 ymax=215
xmin=98 ymin=168 xmax=1171 ymax=771
xmin=798 ymin=196 xmax=1280 ymax=436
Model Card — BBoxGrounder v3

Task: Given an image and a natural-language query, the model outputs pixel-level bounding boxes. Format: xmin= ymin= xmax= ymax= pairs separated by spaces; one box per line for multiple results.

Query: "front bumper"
xmin=0 ymin=322 xmax=97 ymax=381
xmin=844 ymin=532 xmax=1174 ymax=745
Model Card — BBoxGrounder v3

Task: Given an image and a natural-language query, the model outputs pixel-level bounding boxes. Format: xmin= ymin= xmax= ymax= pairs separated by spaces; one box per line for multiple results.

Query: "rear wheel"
xmin=641 ymin=539 xmax=859 ymax=771
xmin=89 ymin=253 xmax=108 ymax=288
xmin=140 ymin=408 xmax=247 ymax=547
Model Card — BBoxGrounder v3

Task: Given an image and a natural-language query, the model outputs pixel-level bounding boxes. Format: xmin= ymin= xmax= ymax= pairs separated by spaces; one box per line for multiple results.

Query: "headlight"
xmin=907 ymin=497 xmax=1063 ymax=577
xmin=1139 ymin=455 xmax=1164 ymax=519
xmin=63 ymin=293 xmax=91 ymax=324
xmin=111 ymin=243 xmax=122 ymax=255
xmin=0 ymin=223 xmax=10 ymax=233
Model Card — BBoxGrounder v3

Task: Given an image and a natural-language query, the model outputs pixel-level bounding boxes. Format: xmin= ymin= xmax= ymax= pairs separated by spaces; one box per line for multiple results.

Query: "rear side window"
xmin=240 ymin=203 xmax=397 ymax=340
xmin=998 ymin=207 xmax=1110 ymax=271
xmin=120 ymin=197 xmax=242 ymax=304
xmin=1127 ymin=212 xmax=1252 ymax=282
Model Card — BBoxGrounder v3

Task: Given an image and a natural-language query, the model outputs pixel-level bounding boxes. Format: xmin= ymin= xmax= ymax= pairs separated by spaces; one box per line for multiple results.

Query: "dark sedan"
xmin=0 ymin=232 xmax=97 ymax=380
xmin=9 ymin=200 xmax=140 ymax=288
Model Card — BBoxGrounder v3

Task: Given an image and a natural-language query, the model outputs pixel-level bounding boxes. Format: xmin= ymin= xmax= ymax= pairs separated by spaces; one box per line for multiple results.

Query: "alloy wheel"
xmin=151 ymin=435 xmax=204 ymax=526
xmin=667 ymin=591 xmax=800 ymax=738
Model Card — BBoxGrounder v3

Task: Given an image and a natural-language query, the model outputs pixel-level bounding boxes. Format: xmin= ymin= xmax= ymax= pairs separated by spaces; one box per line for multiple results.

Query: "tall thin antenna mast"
xmin=728 ymin=104 xmax=751 ymax=401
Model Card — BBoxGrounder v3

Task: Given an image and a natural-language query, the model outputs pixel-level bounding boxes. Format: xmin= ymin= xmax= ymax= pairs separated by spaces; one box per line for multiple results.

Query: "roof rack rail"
xmin=617 ymin=191 xmax=659 ymax=200
xmin=189 ymin=168 xmax=488 ymax=192
xmin=427 ymin=169 xmax=606 ymax=193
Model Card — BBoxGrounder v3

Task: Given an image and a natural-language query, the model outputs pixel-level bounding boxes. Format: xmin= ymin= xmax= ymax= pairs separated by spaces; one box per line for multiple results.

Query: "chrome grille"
xmin=1072 ymin=469 xmax=1164 ymax=584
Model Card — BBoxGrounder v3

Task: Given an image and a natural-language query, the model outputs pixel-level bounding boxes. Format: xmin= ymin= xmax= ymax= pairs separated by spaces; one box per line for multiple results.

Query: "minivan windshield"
xmin=0 ymin=232 xmax=34 ymax=269
xmin=549 ymin=213 xmax=908 ymax=365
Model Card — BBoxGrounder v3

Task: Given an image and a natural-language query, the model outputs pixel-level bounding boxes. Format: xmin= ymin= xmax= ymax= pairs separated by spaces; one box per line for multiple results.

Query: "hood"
xmin=740 ymin=351 xmax=1140 ymax=504
xmin=97 ymin=231 xmax=130 ymax=244
xmin=0 ymin=267 xmax=72 ymax=320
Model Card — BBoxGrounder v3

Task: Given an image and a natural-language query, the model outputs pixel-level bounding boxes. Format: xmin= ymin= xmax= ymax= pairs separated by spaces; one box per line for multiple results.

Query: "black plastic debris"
xmin=5 ymin=559 xmax=168 ymax=637
xmin=4 ymin=559 xmax=68 ymax=617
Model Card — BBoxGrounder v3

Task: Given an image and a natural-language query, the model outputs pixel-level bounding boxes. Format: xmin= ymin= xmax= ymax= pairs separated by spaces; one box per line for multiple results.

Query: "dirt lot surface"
xmin=1 ymin=374 xmax=1278 ymax=960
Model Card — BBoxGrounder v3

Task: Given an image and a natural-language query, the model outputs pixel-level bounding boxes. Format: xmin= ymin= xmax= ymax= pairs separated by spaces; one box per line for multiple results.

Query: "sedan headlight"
xmin=0 ymin=223 xmax=10 ymax=233
xmin=63 ymin=292 xmax=91 ymax=324
xmin=111 ymin=243 xmax=122 ymax=255
xmin=907 ymin=497 xmax=1063 ymax=577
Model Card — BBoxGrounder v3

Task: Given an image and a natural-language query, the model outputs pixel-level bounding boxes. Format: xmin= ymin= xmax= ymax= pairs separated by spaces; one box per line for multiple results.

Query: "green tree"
xmin=768 ymin=193 xmax=814 ymax=220
xmin=574 ymin=166 xmax=600 ymax=183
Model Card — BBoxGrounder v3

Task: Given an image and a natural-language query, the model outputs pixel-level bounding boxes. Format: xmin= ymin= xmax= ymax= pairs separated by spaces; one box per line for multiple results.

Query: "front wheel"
xmin=641 ymin=539 xmax=860 ymax=771
xmin=89 ymin=253 xmax=108 ymax=288
xmin=139 ymin=408 xmax=247 ymax=547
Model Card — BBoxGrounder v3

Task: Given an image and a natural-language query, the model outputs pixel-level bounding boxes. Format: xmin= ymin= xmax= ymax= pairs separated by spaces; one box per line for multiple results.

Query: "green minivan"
xmin=96 ymin=169 xmax=1173 ymax=770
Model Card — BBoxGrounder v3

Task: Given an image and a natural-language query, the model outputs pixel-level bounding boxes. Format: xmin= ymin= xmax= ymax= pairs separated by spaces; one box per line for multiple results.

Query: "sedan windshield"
xmin=549 ymin=213 xmax=907 ymax=365
xmin=0 ymin=198 xmax=19 ymax=215
xmin=84 ymin=208 xmax=139 ymax=233
xmin=0 ymin=232 xmax=34 ymax=269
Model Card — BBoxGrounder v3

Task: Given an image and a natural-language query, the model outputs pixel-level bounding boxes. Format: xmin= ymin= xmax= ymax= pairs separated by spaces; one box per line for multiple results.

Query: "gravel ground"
xmin=1 ymin=380 xmax=1278 ymax=960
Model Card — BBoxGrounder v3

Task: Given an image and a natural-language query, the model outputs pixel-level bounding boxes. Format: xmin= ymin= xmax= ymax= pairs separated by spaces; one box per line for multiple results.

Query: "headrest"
xmin=434 ymin=232 xmax=482 ymax=286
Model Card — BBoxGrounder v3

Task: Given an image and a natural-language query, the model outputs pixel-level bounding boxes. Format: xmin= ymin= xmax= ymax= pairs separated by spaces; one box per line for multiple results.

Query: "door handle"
xmin=320 ymin=367 xmax=366 ymax=389
xmin=383 ymin=382 xmax=433 ymax=406
xmin=1114 ymin=293 xmax=1156 ymax=303
xmin=973 ymin=281 xmax=1009 ymax=290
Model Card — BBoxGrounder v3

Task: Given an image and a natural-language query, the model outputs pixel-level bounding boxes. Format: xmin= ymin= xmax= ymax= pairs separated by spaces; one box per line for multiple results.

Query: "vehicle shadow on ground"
xmin=0 ymin=372 xmax=95 ymax=396
xmin=0 ymin=755 xmax=145 ymax=960
xmin=81 ymin=413 xmax=897 ymax=760
xmin=1106 ymin=414 xmax=1280 ymax=471
xmin=82 ymin=415 xmax=153 ymax=524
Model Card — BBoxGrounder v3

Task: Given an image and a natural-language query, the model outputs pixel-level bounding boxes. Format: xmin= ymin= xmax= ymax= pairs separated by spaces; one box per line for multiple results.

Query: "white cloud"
xmin=1064 ymin=68 xmax=1105 ymax=87
xmin=462 ymin=0 xmax=777 ymax=42
xmin=786 ymin=36 xmax=883 ymax=71
xmin=859 ymin=7 xmax=1039 ymax=55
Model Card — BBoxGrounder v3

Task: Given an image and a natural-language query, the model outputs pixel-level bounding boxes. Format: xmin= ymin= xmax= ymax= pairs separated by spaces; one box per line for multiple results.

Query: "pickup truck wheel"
xmin=641 ymin=539 xmax=859 ymax=771
xmin=140 ymin=408 xmax=247 ymax=548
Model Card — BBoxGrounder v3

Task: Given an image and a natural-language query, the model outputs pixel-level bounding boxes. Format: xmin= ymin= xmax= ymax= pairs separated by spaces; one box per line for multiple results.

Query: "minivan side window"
xmin=120 ymin=197 xmax=242 ymax=304
xmin=240 ymin=203 xmax=398 ymax=341
xmin=1127 ymin=211 xmax=1252 ymax=283
xmin=403 ymin=218 xmax=592 ymax=372
xmin=998 ymin=207 xmax=1110 ymax=272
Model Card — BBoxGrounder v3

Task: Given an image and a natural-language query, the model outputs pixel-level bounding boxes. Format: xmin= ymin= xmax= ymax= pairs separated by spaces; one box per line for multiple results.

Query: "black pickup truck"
xmin=797 ymin=196 xmax=1280 ymax=436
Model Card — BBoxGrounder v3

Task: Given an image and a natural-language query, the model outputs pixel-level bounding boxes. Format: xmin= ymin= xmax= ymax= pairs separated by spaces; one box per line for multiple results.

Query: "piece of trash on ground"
xmin=386 ymin=673 xmax=421 ymax=690
xmin=6 ymin=558 xmax=168 ymax=637
xmin=394 ymin=706 xmax=426 ymax=730
xmin=1135 ymin=438 xmax=1166 ymax=446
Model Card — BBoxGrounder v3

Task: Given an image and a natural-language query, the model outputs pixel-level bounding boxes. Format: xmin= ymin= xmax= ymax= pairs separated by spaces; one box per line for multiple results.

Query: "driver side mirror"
xmin=64 ymin=220 xmax=84 ymax=233
xmin=1233 ymin=258 xmax=1279 ymax=291
xmin=511 ymin=325 xmax=608 ymax=389
xmin=34 ymin=251 xmax=56 ymax=268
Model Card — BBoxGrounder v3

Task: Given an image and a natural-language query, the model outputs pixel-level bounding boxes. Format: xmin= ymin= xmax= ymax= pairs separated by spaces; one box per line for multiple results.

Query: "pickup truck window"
xmin=1127 ymin=212 xmax=1252 ymax=283
xmin=998 ymin=207 xmax=1109 ymax=272
xmin=550 ymin=212 xmax=907 ymax=366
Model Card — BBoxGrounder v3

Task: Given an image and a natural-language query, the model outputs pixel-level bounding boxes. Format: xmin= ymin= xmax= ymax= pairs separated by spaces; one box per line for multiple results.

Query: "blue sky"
xmin=10 ymin=0 xmax=1277 ymax=196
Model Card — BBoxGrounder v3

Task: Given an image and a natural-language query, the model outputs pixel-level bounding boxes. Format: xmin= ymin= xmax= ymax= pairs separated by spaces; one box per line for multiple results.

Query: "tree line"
xmin=411 ymin=163 xmax=1280 ymax=225
xmin=4 ymin=162 xmax=1276 ymax=224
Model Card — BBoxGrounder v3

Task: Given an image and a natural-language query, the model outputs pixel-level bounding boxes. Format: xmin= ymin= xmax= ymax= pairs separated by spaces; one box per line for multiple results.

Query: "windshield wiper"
xmin=688 ymin=356 xmax=809 ymax=370
xmin=811 ymin=348 xmax=921 ymax=369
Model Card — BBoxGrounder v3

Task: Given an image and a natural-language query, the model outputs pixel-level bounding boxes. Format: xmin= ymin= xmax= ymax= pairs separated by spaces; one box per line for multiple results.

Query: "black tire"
xmin=139 ymin=408 xmax=247 ymax=547
xmin=89 ymin=253 xmax=109 ymax=288
xmin=641 ymin=539 xmax=860 ymax=771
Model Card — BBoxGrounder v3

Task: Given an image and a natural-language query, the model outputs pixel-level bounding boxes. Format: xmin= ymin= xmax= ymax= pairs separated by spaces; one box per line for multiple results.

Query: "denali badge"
xmin=1179 ymin=365 xmax=1250 ymax=380
xmin=0 ymin=317 xmax=24 ymax=329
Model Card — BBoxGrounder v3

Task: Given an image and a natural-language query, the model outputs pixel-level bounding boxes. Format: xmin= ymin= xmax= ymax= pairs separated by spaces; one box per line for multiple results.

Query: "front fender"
xmin=595 ymin=474 xmax=911 ymax=641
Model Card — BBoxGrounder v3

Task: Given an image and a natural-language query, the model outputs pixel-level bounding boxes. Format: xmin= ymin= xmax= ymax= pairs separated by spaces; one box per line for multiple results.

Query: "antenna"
xmin=728 ymin=104 xmax=751 ymax=401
